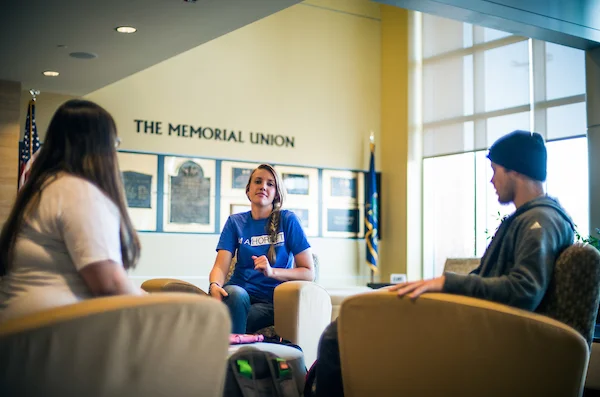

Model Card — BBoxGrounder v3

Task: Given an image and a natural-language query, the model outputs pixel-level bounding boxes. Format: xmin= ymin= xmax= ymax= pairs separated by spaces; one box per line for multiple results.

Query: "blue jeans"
xmin=223 ymin=284 xmax=274 ymax=334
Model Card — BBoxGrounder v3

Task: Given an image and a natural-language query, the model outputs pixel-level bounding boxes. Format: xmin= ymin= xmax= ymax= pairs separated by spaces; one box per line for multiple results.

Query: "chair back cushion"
xmin=443 ymin=258 xmax=480 ymax=275
xmin=536 ymin=243 xmax=600 ymax=346
xmin=0 ymin=294 xmax=230 ymax=397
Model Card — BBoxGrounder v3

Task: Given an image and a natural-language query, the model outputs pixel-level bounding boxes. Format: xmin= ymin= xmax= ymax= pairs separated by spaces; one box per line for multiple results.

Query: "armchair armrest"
xmin=274 ymin=281 xmax=332 ymax=367
xmin=141 ymin=278 xmax=208 ymax=295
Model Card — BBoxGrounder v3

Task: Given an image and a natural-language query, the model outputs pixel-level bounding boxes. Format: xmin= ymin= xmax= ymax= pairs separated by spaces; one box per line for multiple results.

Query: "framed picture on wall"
xmin=231 ymin=167 xmax=254 ymax=190
xmin=117 ymin=151 xmax=158 ymax=231
xmin=322 ymin=169 xmax=364 ymax=205
xmin=282 ymin=173 xmax=310 ymax=195
xmin=322 ymin=205 xmax=364 ymax=238
xmin=331 ymin=176 xmax=357 ymax=199
xmin=221 ymin=161 xmax=262 ymax=197
xmin=287 ymin=207 xmax=310 ymax=230
xmin=275 ymin=165 xmax=319 ymax=237
xmin=219 ymin=161 xmax=262 ymax=232
xmin=275 ymin=165 xmax=319 ymax=200
xmin=230 ymin=203 xmax=251 ymax=215
xmin=163 ymin=156 xmax=216 ymax=233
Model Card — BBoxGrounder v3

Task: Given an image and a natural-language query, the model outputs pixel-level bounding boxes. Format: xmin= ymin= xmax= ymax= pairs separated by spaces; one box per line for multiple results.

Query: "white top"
xmin=0 ymin=174 xmax=123 ymax=322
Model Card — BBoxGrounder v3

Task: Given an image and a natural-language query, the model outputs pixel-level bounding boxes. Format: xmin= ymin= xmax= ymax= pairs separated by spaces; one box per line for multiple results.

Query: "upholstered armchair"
xmin=337 ymin=243 xmax=600 ymax=397
xmin=141 ymin=254 xmax=331 ymax=366
xmin=0 ymin=293 xmax=231 ymax=397
xmin=339 ymin=291 xmax=589 ymax=397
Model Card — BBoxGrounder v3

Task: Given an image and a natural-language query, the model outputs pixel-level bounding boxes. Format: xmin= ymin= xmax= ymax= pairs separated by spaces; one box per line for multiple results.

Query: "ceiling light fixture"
xmin=116 ymin=26 xmax=137 ymax=33
xmin=69 ymin=52 xmax=98 ymax=59
xmin=42 ymin=71 xmax=59 ymax=77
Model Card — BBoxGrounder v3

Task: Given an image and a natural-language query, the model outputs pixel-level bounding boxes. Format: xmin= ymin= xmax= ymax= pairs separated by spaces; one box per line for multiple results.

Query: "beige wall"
xmin=83 ymin=1 xmax=382 ymax=289
xmin=0 ymin=80 xmax=21 ymax=228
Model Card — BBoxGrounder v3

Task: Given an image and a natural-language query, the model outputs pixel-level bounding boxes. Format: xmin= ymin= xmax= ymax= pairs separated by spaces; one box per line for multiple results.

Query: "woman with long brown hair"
xmin=208 ymin=164 xmax=314 ymax=334
xmin=0 ymin=99 xmax=142 ymax=322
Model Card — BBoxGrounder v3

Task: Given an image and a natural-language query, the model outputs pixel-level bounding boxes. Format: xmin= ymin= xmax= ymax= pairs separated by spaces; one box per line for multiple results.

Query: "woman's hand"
xmin=252 ymin=255 xmax=274 ymax=278
xmin=209 ymin=283 xmax=229 ymax=301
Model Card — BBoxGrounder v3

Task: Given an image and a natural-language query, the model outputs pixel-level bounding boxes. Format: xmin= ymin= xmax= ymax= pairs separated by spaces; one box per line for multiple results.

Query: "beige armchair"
xmin=0 ymin=294 xmax=231 ymax=397
xmin=337 ymin=243 xmax=600 ymax=397
xmin=141 ymin=279 xmax=331 ymax=367
xmin=338 ymin=291 xmax=589 ymax=397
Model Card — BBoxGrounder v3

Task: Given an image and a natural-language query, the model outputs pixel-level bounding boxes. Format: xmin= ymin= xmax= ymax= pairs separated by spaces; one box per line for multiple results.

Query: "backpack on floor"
xmin=224 ymin=346 xmax=300 ymax=397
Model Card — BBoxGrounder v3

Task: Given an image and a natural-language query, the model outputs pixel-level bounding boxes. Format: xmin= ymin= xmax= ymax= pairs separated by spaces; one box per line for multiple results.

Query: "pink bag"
xmin=229 ymin=333 xmax=265 ymax=345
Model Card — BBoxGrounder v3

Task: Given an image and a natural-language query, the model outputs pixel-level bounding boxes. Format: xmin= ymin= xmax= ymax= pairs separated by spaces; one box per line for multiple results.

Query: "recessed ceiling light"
xmin=42 ymin=71 xmax=59 ymax=77
xmin=116 ymin=26 xmax=136 ymax=34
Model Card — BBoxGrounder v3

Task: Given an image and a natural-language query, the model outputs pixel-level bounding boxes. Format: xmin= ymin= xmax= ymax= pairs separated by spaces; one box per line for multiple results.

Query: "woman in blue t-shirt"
xmin=208 ymin=164 xmax=315 ymax=334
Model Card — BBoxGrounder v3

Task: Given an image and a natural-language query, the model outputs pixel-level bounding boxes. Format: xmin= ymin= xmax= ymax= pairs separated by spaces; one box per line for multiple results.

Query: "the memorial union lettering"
xmin=133 ymin=119 xmax=295 ymax=148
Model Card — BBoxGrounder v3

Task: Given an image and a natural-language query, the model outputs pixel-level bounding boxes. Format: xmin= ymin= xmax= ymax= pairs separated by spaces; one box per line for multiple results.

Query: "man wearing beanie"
xmin=391 ymin=130 xmax=574 ymax=308
xmin=311 ymin=130 xmax=575 ymax=397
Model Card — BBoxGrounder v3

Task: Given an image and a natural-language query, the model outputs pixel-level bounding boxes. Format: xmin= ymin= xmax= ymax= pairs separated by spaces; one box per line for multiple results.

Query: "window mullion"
xmin=531 ymin=39 xmax=547 ymax=137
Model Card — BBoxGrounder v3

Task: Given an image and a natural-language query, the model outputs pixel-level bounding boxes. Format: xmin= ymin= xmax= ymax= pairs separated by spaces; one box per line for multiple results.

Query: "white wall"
xmin=84 ymin=1 xmax=381 ymax=289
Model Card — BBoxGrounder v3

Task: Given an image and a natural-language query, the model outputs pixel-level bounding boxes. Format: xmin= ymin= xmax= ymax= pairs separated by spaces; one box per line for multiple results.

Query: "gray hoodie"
xmin=443 ymin=196 xmax=575 ymax=311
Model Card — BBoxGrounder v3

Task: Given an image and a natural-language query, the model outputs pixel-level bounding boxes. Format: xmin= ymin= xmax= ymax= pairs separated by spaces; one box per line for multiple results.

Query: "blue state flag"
xmin=19 ymin=98 xmax=41 ymax=189
xmin=365 ymin=141 xmax=378 ymax=272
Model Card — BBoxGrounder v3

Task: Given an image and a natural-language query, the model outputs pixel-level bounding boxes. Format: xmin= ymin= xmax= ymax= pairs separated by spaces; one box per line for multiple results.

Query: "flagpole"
xmin=369 ymin=132 xmax=374 ymax=285
xmin=28 ymin=89 xmax=39 ymax=163
xmin=366 ymin=131 xmax=378 ymax=286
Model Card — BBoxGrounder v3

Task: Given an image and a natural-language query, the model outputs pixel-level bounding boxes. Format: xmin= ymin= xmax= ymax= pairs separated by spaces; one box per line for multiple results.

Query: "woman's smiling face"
xmin=247 ymin=168 xmax=277 ymax=208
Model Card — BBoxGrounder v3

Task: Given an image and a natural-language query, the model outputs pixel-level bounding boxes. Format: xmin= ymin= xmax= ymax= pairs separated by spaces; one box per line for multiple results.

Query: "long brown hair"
xmin=245 ymin=164 xmax=286 ymax=264
xmin=0 ymin=99 xmax=140 ymax=276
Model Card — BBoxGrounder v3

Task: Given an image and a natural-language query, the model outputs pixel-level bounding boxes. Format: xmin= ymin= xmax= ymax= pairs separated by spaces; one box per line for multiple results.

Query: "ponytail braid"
xmin=267 ymin=208 xmax=281 ymax=264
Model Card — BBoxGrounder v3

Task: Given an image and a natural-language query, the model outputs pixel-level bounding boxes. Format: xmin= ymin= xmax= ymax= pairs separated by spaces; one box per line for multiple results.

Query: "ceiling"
xmin=0 ymin=0 xmax=302 ymax=96
xmin=376 ymin=0 xmax=600 ymax=50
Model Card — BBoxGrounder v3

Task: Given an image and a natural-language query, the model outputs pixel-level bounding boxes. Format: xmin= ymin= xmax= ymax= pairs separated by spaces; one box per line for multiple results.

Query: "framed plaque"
xmin=221 ymin=161 xmax=262 ymax=197
xmin=275 ymin=165 xmax=319 ymax=237
xmin=287 ymin=208 xmax=310 ymax=229
xmin=282 ymin=173 xmax=310 ymax=195
xmin=274 ymin=165 xmax=319 ymax=199
xmin=219 ymin=161 xmax=261 ymax=231
xmin=322 ymin=169 xmax=365 ymax=238
xmin=163 ymin=156 xmax=216 ymax=233
xmin=230 ymin=204 xmax=251 ymax=215
xmin=322 ymin=169 xmax=364 ymax=205
xmin=117 ymin=151 xmax=158 ymax=231
xmin=232 ymin=167 xmax=253 ymax=190
xmin=322 ymin=205 xmax=364 ymax=238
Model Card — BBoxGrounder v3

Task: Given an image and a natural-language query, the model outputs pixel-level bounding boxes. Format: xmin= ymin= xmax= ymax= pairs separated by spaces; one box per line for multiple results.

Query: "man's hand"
xmin=252 ymin=255 xmax=274 ymax=278
xmin=387 ymin=276 xmax=446 ymax=299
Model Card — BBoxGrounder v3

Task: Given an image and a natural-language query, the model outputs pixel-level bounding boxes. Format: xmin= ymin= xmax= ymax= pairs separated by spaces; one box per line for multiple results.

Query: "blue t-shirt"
xmin=216 ymin=209 xmax=310 ymax=302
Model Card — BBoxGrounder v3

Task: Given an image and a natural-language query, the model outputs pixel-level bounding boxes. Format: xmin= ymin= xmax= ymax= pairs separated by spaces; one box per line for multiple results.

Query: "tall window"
xmin=415 ymin=13 xmax=588 ymax=278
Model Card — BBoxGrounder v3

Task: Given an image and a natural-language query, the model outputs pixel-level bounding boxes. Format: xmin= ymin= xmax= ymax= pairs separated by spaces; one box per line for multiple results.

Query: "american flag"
xmin=18 ymin=99 xmax=41 ymax=190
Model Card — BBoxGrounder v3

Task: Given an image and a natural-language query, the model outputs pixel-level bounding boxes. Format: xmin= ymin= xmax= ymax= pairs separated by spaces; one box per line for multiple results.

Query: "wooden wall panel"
xmin=0 ymin=80 xmax=21 ymax=228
